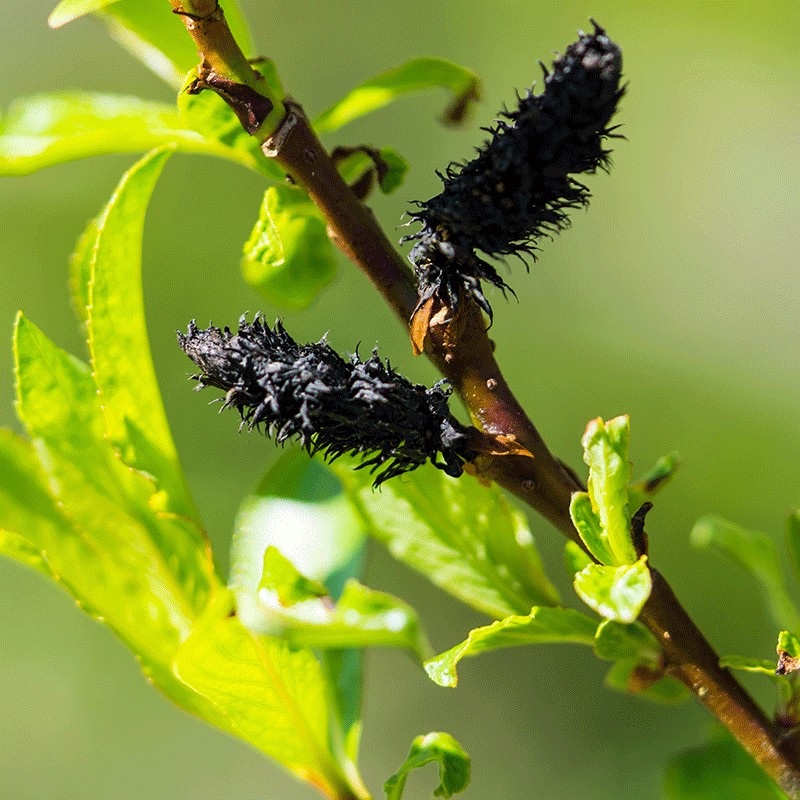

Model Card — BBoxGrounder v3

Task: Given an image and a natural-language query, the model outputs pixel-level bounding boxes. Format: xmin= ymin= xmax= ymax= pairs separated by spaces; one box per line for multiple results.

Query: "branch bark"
xmin=171 ymin=5 xmax=800 ymax=797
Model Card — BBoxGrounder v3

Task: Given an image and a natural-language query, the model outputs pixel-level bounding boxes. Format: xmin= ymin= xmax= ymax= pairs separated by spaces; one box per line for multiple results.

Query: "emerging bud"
xmin=406 ymin=22 xmax=624 ymax=318
xmin=178 ymin=316 xmax=476 ymax=485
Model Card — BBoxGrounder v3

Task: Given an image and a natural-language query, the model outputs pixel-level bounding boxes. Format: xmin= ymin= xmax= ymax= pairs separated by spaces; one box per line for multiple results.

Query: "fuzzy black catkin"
xmin=178 ymin=317 xmax=475 ymax=485
xmin=406 ymin=22 xmax=624 ymax=316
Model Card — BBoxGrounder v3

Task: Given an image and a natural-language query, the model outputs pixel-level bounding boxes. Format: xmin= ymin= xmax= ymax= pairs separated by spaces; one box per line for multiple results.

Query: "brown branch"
xmin=171 ymin=5 xmax=800 ymax=797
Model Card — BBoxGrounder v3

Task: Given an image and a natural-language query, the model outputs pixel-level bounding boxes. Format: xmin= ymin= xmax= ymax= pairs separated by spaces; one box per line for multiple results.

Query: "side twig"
xmin=170 ymin=4 xmax=800 ymax=796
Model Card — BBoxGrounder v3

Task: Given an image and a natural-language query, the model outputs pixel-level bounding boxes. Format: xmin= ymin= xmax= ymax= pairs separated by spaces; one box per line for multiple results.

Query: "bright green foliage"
xmin=720 ymin=655 xmax=779 ymax=674
xmin=260 ymin=545 xmax=329 ymax=605
xmin=173 ymin=590 xmax=355 ymax=799
xmin=779 ymin=630 xmax=800 ymax=658
xmin=314 ymin=58 xmax=481 ymax=134
xmin=0 ymin=93 xmax=269 ymax=176
xmin=1 ymin=150 xmax=377 ymax=798
xmin=579 ymin=416 xmax=637 ymax=566
xmin=605 ymin=660 xmax=689 ymax=704
xmin=252 ymin=571 xmax=432 ymax=660
xmin=691 ymin=515 xmax=800 ymax=633
xmin=334 ymin=460 xmax=560 ymax=620
xmin=384 ymin=732 xmax=471 ymax=800
xmin=49 ymin=0 xmax=253 ymax=87
xmin=333 ymin=147 xmax=409 ymax=195
xmin=573 ymin=557 xmax=652 ymax=624
xmin=627 ymin=452 xmax=681 ymax=513
xmin=241 ymin=184 xmax=339 ymax=309
xmin=177 ymin=77 xmax=284 ymax=180
xmin=569 ymin=491 xmax=615 ymax=565
xmin=563 ymin=540 xmax=592 ymax=575
xmin=230 ymin=450 xmax=368 ymax=765
xmin=593 ymin=619 xmax=661 ymax=665
xmin=83 ymin=147 xmax=199 ymax=521
xmin=665 ymin=727 xmax=784 ymax=799
xmin=424 ymin=607 xmax=597 ymax=688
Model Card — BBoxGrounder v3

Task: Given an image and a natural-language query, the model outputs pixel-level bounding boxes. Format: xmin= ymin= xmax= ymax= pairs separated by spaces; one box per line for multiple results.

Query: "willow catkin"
xmin=178 ymin=316 xmax=475 ymax=484
xmin=406 ymin=22 xmax=624 ymax=317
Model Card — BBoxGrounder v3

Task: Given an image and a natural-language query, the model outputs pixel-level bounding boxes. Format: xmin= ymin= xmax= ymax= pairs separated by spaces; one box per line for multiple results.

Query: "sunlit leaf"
xmin=384 ymin=732 xmax=470 ymax=800
xmin=12 ymin=317 xmax=219 ymax=712
xmin=231 ymin=450 xmax=367 ymax=763
xmin=49 ymin=0 xmax=119 ymax=27
xmin=177 ymin=79 xmax=283 ymax=180
xmin=250 ymin=573 xmax=431 ymax=660
xmin=241 ymin=184 xmax=339 ymax=310
xmin=605 ymin=660 xmax=690 ymax=704
xmin=593 ymin=619 xmax=661 ymax=666
xmin=259 ymin=545 xmax=329 ymax=605
xmin=85 ymin=147 xmax=199 ymax=524
xmin=48 ymin=0 xmax=252 ymax=87
xmin=0 ymin=93 xmax=265 ymax=176
xmin=563 ymin=540 xmax=592 ymax=576
xmin=627 ymin=452 xmax=680 ymax=513
xmin=314 ymin=58 xmax=481 ymax=134
xmin=425 ymin=607 xmax=597 ymax=688
xmin=569 ymin=491 xmax=615 ymax=565
xmin=691 ymin=515 xmax=800 ymax=633
xmin=334 ymin=146 xmax=409 ymax=195
xmin=334 ymin=460 xmax=560 ymax=620
xmin=173 ymin=590 xmax=356 ymax=798
xmin=665 ymin=727 xmax=784 ymax=799
xmin=581 ymin=416 xmax=637 ymax=566
xmin=573 ymin=557 xmax=652 ymax=624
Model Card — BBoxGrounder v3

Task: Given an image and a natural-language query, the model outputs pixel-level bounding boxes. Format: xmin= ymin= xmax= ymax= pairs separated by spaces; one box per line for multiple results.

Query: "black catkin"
xmin=178 ymin=316 xmax=476 ymax=485
xmin=406 ymin=22 xmax=624 ymax=317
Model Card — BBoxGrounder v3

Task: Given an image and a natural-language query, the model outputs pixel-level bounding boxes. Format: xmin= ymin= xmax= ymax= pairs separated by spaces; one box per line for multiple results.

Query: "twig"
xmin=170 ymin=4 xmax=800 ymax=796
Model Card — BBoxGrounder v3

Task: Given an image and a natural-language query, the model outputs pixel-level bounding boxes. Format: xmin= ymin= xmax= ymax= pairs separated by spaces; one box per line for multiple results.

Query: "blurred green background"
xmin=1 ymin=1 xmax=799 ymax=797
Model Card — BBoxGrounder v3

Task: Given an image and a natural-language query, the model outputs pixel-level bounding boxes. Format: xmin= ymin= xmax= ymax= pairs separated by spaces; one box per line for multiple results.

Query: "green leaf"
xmin=85 ymin=146 xmax=198 ymax=522
xmin=69 ymin=214 xmax=100 ymax=326
xmin=569 ymin=491 xmax=615 ymax=565
xmin=334 ymin=460 xmax=561 ymax=620
xmin=627 ymin=451 xmax=680 ymax=513
xmin=665 ymin=727 xmax=784 ymax=799
xmin=48 ymin=0 xmax=252 ymax=87
xmin=425 ymin=607 xmax=597 ymax=688
xmin=573 ymin=557 xmax=652 ymax=624
xmin=605 ymin=660 xmax=690 ymax=704
xmin=177 ymin=77 xmax=283 ymax=180
xmin=581 ymin=416 xmax=637 ymax=565
xmin=49 ymin=0 xmax=120 ymax=27
xmin=230 ymin=450 xmax=367 ymax=762
xmin=563 ymin=540 xmax=592 ymax=576
xmin=248 ymin=574 xmax=431 ymax=660
xmin=314 ymin=58 xmax=481 ymax=134
xmin=691 ymin=515 xmax=800 ymax=632
xmin=11 ymin=319 xmax=220 ymax=717
xmin=779 ymin=630 xmax=800 ymax=658
xmin=0 ymin=93 xmax=267 ymax=176
xmin=593 ymin=619 xmax=661 ymax=666
xmin=384 ymin=732 xmax=470 ymax=800
xmin=333 ymin=147 xmax=409 ymax=195
xmin=720 ymin=654 xmax=778 ymax=675
xmin=259 ymin=546 xmax=329 ymax=605
xmin=241 ymin=185 xmax=339 ymax=309
xmin=173 ymin=590 xmax=356 ymax=798
xmin=14 ymin=315 xmax=206 ymax=640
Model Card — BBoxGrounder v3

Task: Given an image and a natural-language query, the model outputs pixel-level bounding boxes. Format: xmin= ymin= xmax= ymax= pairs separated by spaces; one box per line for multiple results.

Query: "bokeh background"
xmin=1 ymin=1 xmax=800 ymax=797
